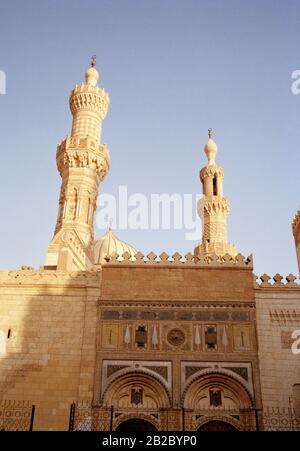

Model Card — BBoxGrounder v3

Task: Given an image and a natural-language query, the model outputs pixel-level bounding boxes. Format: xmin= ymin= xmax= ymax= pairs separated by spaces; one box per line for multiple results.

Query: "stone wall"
xmin=0 ymin=269 xmax=100 ymax=430
xmin=101 ymin=261 xmax=255 ymax=302
xmin=255 ymin=279 xmax=300 ymax=414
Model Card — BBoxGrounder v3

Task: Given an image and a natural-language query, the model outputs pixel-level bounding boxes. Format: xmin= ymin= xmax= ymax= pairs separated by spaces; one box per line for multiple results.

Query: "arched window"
xmin=213 ymin=176 xmax=218 ymax=195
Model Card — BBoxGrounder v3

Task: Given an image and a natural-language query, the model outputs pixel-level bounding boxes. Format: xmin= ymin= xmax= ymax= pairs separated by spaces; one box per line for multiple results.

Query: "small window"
xmin=213 ymin=176 xmax=218 ymax=195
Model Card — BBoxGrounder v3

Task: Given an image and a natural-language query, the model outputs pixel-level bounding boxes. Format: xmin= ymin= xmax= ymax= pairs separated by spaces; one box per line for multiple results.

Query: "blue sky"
xmin=0 ymin=0 xmax=299 ymax=276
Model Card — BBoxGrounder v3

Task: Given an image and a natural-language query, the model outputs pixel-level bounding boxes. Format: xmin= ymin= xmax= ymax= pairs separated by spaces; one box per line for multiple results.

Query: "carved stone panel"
xmin=167 ymin=328 xmax=185 ymax=347
xmin=101 ymin=309 xmax=250 ymax=322
xmin=233 ymin=325 xmax=251 ymax=350
xmin=101 ymin=323 xmax=120 ymax=350
xmin=162 ymin=324 xmax=192 ymax=352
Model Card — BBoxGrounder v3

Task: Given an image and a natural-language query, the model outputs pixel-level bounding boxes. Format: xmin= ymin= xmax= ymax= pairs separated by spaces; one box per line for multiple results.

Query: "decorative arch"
xmin=182 ymin=369 xmax=254 ymax=409
xmin=101 ymin=370 xmax=171 ymax=409
xmin=103 ymin=365 xmax=170 ymax=397
xmin=183 ymin=370 xmax=255 ymax=431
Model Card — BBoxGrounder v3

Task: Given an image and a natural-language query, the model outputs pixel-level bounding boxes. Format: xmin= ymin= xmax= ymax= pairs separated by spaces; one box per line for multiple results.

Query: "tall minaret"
xmin=292 ymin=210 xmax=300 ymax=274
xmin=46 ymin=57 xmax=110 ymax=270
xmin=194 ymin=129 xmax=237 ymax=259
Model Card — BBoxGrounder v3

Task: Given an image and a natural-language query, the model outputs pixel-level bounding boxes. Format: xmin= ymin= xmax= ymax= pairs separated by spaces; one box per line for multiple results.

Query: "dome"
xmin=93 ymin=228 xmax=138 ymax=264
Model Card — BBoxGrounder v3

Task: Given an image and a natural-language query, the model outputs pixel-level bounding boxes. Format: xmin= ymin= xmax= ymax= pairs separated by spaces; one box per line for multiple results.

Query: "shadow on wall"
xmin=0 ymin=269 xmax=100 ymax=430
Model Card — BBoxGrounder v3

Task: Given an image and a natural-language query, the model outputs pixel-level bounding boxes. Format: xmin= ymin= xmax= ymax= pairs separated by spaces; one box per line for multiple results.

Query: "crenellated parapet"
xmin=0 ymin=267 xmax=100 ymax=285
xmin=56 ymin=136 xmax=110 ymax=181
xmin=254 ymin=273 xmax=299 ymax=288
xmin=102 ymin=251 xmax=253 ymax=268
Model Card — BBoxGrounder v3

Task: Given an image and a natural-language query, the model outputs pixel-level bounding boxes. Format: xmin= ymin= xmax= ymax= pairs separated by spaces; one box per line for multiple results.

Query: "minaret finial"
xmin=91 ymin=55 xmax=96 ymax=68
xmin=85 ymin=56 xmax=99 ymax=87
xmin=204 ymin=128 xmax=218 ymax=166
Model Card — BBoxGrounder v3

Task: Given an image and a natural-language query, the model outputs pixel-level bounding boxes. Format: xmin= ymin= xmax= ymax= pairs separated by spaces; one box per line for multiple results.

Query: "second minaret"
xmin=194 ymin=129 xmax=237 ymax=259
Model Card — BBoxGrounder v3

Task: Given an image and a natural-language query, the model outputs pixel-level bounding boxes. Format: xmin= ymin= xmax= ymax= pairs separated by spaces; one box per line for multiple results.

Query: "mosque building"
xmin=0 ymin=59 xmax=299 ymax=431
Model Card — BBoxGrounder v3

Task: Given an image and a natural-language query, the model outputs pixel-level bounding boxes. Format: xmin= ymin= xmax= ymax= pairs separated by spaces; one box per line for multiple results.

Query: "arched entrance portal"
xmin=102 ymin=370 xmax=170 ymax=430
xmin=183 ymin=370 xmax=255 ymax=431
xmin=198 ymin=420 xmax=238 ymax=432
xmin=116 ymin=418 xmax=157 ymax=432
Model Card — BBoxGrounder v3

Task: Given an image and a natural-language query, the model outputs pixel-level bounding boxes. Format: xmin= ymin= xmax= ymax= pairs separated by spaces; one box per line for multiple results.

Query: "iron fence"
xmin=2 ymin=400 xmax=297 ymax=431
xmin=261 ymin=406 xmax=300 ymax=431
xmin=68 ymin=402 xmax=300 ymax=431
xmin=69 ymin=401 xmax=112 ymax=431
xmin=0 ymin=400 xmax=35 ymax=431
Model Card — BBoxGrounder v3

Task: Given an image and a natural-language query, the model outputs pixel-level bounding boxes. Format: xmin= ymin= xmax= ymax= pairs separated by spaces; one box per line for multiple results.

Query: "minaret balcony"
xmin=56 ymin=136 xmax=110 ymax=180
xmin=69 ymin=85 xmax=109 ymax=118
xmin=202 ymin=197 xmax=230 ymax=215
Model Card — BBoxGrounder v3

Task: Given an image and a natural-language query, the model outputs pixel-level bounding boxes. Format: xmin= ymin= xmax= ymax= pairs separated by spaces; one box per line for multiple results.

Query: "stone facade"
xmin=0 ymin=270 xmax=100 ymax=430
xmin=95 ymin=256 xmax=259 ymax=431
xmin=0 ymin=62 xmax=299 ymax=431
xmin=255 ymin=276 xmax=300 ymax=412
xmin=1 ymin=260 xmax=299 ymax=430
